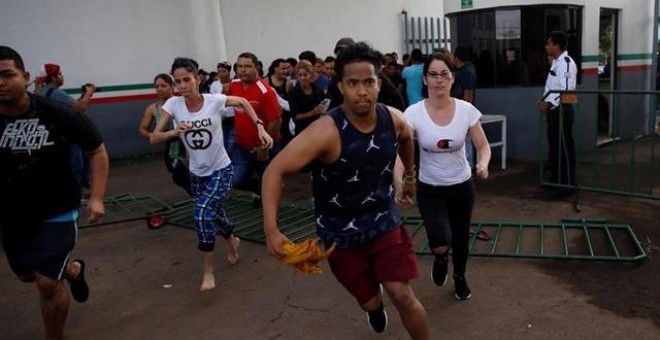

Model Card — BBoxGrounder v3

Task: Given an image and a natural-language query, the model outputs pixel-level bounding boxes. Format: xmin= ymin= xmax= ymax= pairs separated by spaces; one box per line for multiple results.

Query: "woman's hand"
xmin=475 ymin=163 xmax=489 ymax=179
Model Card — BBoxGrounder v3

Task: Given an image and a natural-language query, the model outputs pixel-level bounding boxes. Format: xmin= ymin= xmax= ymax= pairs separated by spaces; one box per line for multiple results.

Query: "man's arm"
xmin=262 ymin=116 xmax=336 ymax=259
xmin=73 ymin=84 xmax=96 ymax=111
xmin=263 ymin=89 xmax=282 ymax=138
xmin=86 ymin=143 xmax=109 ymax=223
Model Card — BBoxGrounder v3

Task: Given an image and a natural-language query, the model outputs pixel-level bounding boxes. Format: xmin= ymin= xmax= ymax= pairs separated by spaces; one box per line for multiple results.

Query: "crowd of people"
xmin=0 ymin=31 xmax=578 ymax=339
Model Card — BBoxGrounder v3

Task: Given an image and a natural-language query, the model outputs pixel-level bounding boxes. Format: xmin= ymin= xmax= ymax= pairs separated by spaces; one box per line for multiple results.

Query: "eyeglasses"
xmin=426 ymin=70 xmax=452 ymax=81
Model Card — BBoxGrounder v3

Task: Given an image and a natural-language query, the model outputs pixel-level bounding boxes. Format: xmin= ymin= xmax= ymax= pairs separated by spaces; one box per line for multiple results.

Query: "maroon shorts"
xmin=327 ymin=226 xmax=420 ymax=305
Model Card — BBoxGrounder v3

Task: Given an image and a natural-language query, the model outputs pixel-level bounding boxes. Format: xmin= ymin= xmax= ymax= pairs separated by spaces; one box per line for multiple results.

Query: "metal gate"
xmin=402 ymin=13 xmax=451 ymax=55
xmin=539 ymin=90 xmax=660 ymax=200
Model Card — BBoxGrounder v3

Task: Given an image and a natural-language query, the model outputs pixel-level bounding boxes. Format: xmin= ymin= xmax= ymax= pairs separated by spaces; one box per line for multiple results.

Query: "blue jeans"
xmin=231 ymin=141 xmax=281 ymax=195
xmin=223 ymin=117 xmax=235 ymax=158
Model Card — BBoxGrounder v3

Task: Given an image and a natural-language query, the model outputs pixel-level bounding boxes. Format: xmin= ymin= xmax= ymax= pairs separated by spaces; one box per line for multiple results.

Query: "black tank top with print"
xmin=312 ymin=104 xmax=401 ymax=248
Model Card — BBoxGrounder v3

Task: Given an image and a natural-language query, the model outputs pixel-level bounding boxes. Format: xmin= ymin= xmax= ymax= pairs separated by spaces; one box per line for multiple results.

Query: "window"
xmin=450 ymin=5 xmax=582 ymax=87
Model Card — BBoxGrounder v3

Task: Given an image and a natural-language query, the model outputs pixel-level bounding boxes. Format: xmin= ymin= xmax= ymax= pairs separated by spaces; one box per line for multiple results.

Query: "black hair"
xmin=153 ymin=73 xmax=173 ymax=85
xmin=298 ymin=50 xmax=317 ymax=65
xmin=0 ymin=46 xmax=25 ymax=71
xmin=548 ymin=31 xmax=567 ymax=51
xmin=454 ymin=46 xmax=471 ymax=62
xmin=423 ymin=52 xmax=456 ymax=76
xmin=286 ymin=57 xmax=298 ymax=68
xmin=171 ymin=57 xmax=199 ymax=75
xmin=268 ymin=58 xmax=286 ymax=76
xmin=237 ymin=52 xmax=259 ymax=66
xmin=410 ymin=48 xmax=423 ymax=62
xmin=324 ymin=56 xmax=336 ymax=63
xmin=334 ymin=42 xmax=382 ymax=82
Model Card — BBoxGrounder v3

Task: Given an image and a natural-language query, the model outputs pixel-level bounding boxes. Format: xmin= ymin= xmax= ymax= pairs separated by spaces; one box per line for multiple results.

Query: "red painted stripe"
xmin=581 ymin=65 xmax=650 ymax=77
xmin=582 ymin=68 xmax=598 ymax=76
xmin=617 ymin=64 xmax=651 ymax=73
xmin=90 ymin=93 xmax=157 ymax=105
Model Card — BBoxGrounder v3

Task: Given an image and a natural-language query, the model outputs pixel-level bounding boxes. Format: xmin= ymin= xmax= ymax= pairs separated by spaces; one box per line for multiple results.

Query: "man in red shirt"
xmin=226 ymin=52 xmax=281 ymax=205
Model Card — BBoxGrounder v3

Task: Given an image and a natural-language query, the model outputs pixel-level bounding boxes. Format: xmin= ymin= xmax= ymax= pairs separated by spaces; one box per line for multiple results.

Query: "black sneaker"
xmin=67 ymin=259 xmax=89 ymax=303
xmin=453 ymin=275 xmax=472 ymax=301
xmin=432 ymin=254 xmax=448 ymax=286
xmin=365 ymin=303 xmax=388 ymax=333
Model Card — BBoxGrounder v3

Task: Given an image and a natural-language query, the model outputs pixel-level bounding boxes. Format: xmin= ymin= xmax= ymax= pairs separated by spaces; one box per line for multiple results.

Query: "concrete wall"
xmin=218 ymin=0 xmax=443 ymax=67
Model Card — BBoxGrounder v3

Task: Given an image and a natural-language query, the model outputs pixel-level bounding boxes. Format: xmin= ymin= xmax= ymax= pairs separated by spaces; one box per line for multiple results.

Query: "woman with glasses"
xmin=403 ymin=52 xmax=491 ymax=301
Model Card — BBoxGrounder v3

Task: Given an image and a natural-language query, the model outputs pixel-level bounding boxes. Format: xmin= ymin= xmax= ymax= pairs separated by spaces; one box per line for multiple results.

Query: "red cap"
xmin=44 ymin=63 xmax=60 ymax=77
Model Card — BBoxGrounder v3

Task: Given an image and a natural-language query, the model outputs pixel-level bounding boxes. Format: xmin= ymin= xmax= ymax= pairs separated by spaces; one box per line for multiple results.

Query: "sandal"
xmin=67 ymin=259 xmax=89 ymax=303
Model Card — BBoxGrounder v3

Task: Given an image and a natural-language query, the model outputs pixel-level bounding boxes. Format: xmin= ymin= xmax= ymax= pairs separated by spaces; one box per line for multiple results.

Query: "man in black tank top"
xmin=262 ymin=42 xmax=430 ymax=339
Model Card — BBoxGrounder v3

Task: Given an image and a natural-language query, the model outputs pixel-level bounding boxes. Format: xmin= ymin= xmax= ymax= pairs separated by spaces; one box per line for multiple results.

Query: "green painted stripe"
xmin=618 ymin=53 xmax=652 ymax=61
xmin=582 ymin=55 xmax=598 ymax=62
xmin=583 ymin=54 xmax=653 ymax=63
xmin=63 ymin=83 xmax=153 ymax=95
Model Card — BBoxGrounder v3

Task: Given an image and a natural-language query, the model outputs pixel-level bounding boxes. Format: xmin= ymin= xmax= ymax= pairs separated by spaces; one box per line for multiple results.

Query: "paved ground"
xmin=1 ymin=155 xmax=659 ymax=339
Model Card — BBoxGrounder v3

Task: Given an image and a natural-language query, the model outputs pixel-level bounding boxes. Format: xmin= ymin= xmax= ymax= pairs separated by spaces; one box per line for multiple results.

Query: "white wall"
xmin=0 ymin=0 xmax=225 ymax=90
xmin=218 ymin=0 xmax=443 ymax=67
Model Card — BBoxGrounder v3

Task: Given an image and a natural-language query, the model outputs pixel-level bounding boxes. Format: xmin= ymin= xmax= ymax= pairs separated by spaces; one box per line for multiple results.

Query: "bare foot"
xmin=227 ymin=236 xmax=240 ymax=265
xmin=200 ymin=272 xmax=216 ymax=291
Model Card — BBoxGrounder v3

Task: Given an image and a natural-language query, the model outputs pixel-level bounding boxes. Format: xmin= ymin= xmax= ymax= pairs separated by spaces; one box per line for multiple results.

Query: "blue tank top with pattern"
xmin=312 ymin=104 xmax=401 ymax=248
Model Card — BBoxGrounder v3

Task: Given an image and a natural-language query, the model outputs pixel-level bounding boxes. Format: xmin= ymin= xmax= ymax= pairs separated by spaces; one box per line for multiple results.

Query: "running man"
xmin=262 ymin=42 xmax=430 ymax=339
xmin=0 ymin=45 xmax=109 ymax=340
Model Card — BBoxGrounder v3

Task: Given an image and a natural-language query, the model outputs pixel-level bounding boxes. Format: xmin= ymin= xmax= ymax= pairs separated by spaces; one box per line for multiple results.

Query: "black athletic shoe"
xmin=432 ymin=254 xmax=448 ymax=286
xmin=67 ymin=259 xmax=89 ymax=303
xmin=366 ymin=303 xmax=388 ymax=333
xmin=453 ymin=275 xmax=472 ymax=301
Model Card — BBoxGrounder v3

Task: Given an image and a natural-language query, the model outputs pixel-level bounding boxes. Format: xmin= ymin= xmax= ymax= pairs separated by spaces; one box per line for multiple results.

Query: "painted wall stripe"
xmin=64 ymin=83 xmax=153 ymax=95
xmin=90 ymin=93 xmax=157 ymax=105
xmin=582 ymin=54 xmax=653 ymax=63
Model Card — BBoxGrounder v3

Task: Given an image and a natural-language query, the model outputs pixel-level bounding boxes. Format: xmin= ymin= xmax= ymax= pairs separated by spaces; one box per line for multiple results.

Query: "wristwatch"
xmin=254 ymin=119 xmax=264 ymax=126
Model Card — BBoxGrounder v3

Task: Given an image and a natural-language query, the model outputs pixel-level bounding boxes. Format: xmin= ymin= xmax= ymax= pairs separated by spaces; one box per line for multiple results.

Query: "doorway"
xmin=598 ymin=8 xmax=618 ymax=142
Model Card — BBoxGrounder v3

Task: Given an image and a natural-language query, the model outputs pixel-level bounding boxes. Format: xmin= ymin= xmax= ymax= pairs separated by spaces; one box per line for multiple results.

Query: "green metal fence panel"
xmin=79 ymin=193 xmax=174 ymax=228
xmin=539 ymin=90 xmax=660 ymax=200
xmin=166 ymin=195 xmax=317 ymax=244
xmin=405 ymin=216 xmax=647 ymax=262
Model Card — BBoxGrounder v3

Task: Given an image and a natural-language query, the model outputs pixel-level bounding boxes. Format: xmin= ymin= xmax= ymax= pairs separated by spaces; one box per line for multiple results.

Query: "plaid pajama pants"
xmin=189 ymin=165 xmax=234 ymax=252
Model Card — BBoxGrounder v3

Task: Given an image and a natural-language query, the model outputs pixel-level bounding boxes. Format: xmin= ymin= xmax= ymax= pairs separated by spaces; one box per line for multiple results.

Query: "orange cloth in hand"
xmin=280 ymin=238 xmax=336 ymax=275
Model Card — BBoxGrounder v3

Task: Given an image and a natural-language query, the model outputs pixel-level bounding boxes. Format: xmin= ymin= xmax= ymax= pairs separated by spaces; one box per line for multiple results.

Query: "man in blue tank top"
xmin=262 ymin=42 xmax=430 ymax=339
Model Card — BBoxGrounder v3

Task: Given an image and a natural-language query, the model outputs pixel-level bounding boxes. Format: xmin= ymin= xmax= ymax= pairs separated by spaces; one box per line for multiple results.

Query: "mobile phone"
xmin=320 ymin=98 xmax=331 ymax=112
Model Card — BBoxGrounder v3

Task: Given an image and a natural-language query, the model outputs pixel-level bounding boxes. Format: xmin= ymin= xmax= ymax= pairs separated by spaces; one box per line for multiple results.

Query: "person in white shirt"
xmin=210 ymin=61 xmax=236 ymax=155
xmin=537 ymin=31 xmax=577 ymax=197
xmin=404 ymin=52 xmax=491 ymax=301
xmin=150 ymin=57 xmax=273 ymax=291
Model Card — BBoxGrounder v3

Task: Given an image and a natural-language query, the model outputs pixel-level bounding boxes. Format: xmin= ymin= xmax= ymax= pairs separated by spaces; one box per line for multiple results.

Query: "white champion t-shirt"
xmin=162 ymin=94 xmax=231 ymax=177
xmin=404 ymin=98 xmax=481 ymax=186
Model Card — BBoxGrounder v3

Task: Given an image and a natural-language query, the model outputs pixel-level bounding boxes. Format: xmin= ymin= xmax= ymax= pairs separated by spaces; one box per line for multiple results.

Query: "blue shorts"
xmin=1 ymin=210 xmax=78 ymax=280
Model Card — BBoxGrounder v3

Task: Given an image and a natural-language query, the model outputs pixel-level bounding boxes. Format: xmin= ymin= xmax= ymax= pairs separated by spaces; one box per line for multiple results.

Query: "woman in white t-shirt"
xmin=404 ymin=52 xmax=491 ymax=301
xmin=151 ymin=57 xmax=273 ymax=291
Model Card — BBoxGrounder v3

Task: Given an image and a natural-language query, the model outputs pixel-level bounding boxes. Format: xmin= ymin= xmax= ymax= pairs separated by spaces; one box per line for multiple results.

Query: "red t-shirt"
xmin=227 ymin=79 xmax=281 ymax=149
